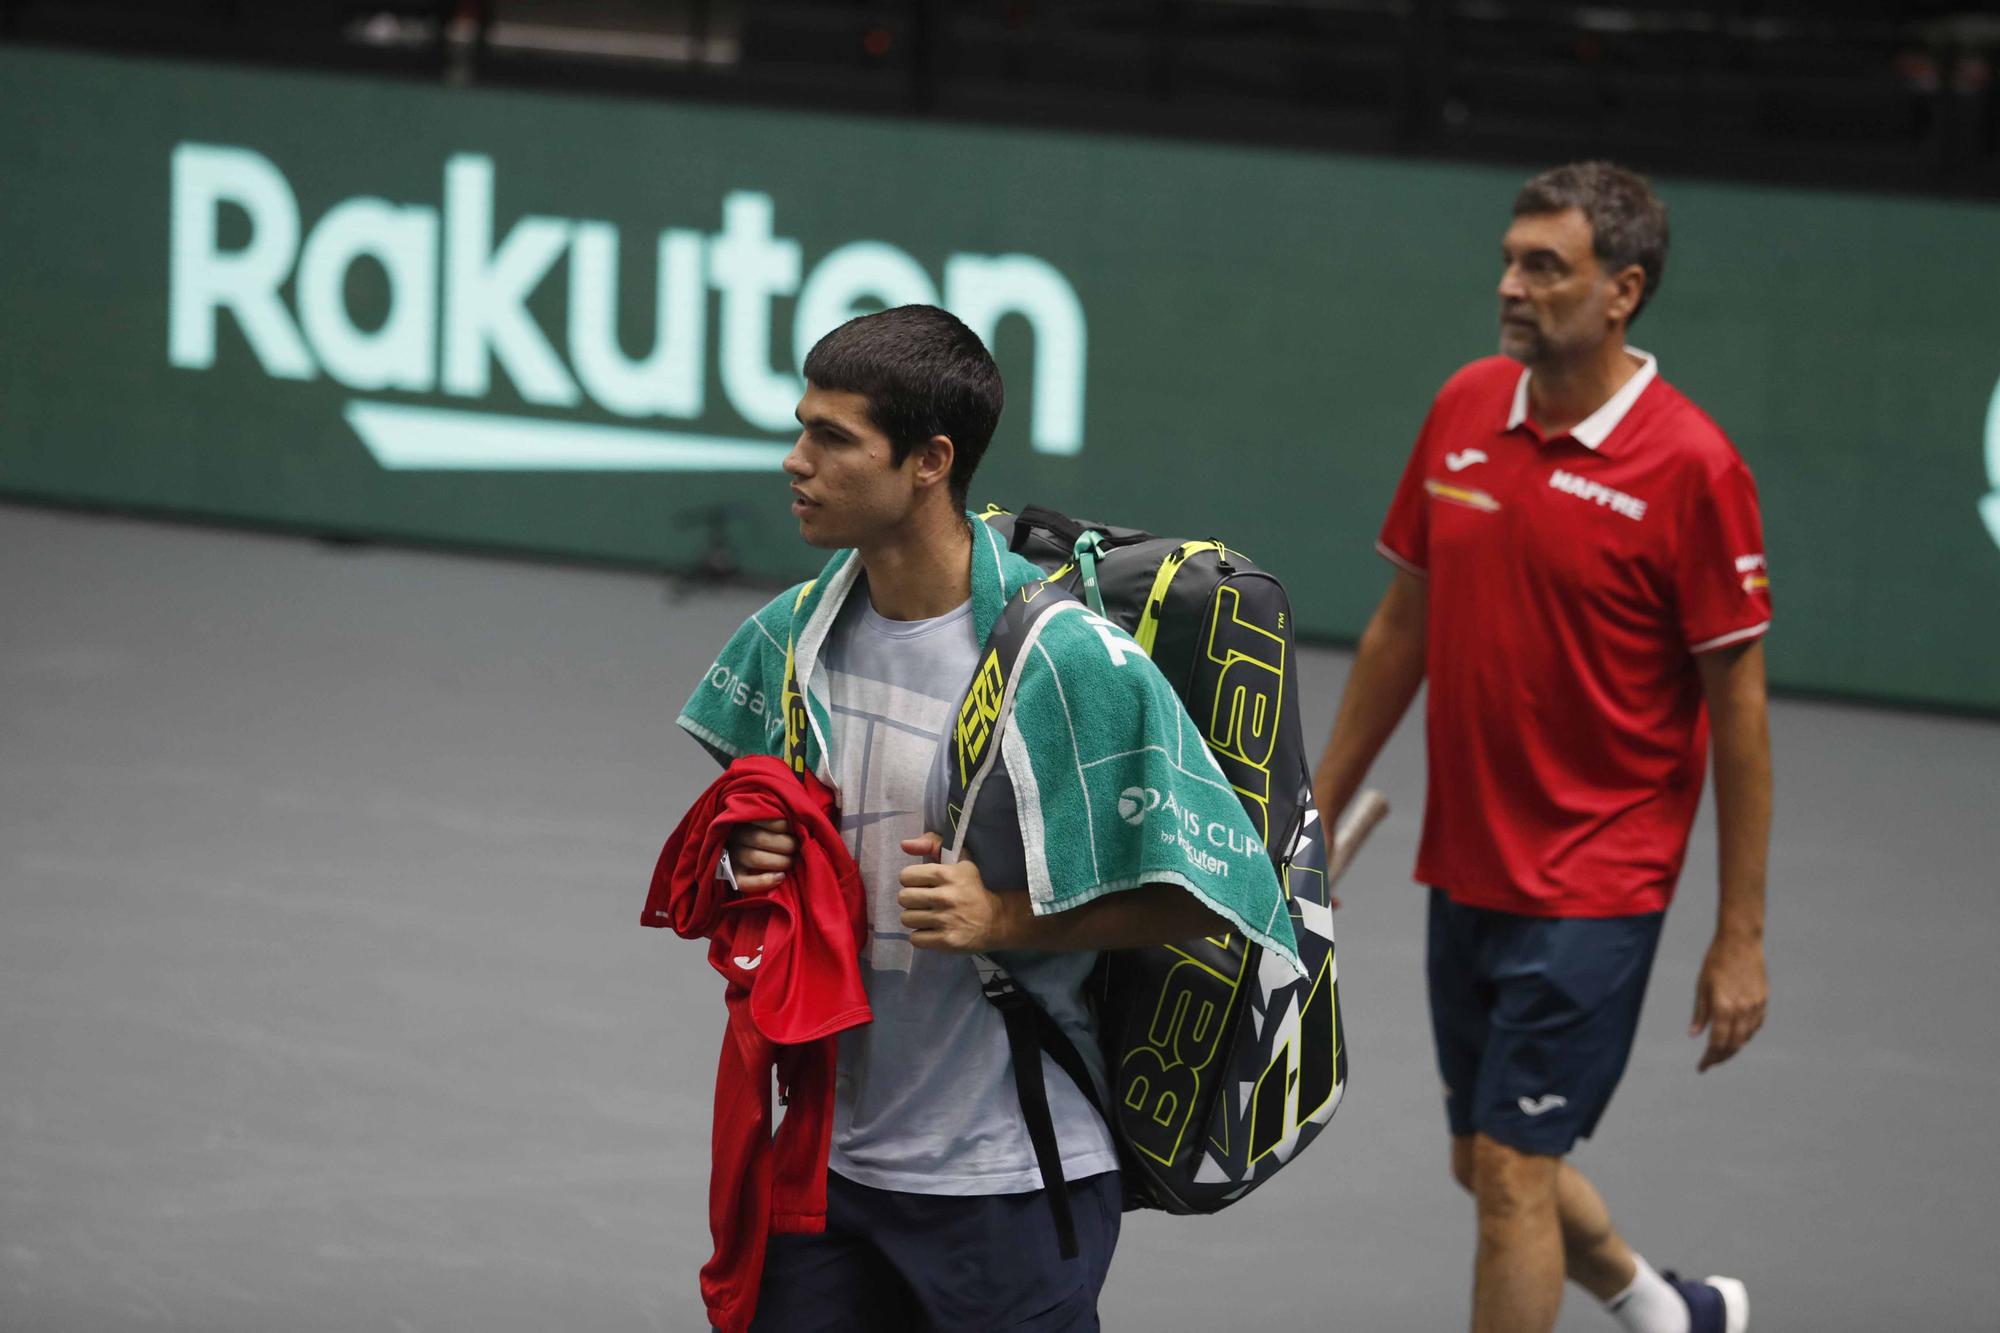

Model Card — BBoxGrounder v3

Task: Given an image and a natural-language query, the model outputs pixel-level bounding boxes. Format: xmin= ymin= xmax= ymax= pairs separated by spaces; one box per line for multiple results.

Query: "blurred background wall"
xmin=4 ymin=2 xmax=1999 ymax=713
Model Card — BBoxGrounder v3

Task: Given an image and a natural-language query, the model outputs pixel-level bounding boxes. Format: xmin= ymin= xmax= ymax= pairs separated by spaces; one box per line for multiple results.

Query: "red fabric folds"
xmin=642 ymin=755 xmax=870 ymax=1333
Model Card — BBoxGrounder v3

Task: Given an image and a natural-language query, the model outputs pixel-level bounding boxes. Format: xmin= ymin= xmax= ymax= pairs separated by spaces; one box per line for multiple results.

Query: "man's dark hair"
xmin=802 ymin=305 xmax=1004 ymax=510
xmin=1514 ymin=161 xmax=1670 ymax=326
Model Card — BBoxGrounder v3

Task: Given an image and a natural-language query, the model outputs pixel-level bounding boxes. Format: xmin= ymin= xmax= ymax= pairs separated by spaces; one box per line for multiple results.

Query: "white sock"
xmin=1605 ymin=1255 xmax=1688 ymax=1333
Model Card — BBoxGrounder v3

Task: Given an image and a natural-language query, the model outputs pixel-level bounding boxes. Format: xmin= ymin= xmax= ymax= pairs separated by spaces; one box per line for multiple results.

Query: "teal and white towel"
xmin=678 ymin=518 xmax=1300 ymax=973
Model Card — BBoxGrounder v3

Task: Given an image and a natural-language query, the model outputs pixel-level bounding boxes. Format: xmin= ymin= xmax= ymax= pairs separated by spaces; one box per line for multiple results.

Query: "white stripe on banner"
xmin=345 ymin=401 xmax=793 ymax=472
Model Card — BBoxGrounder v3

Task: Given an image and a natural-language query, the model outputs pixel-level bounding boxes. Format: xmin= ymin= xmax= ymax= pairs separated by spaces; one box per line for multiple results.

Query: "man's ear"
xmin=912 ymin=433 xmax=956 ymax=493
xmin=1605 ymin=263 xmax=1647 ymax=326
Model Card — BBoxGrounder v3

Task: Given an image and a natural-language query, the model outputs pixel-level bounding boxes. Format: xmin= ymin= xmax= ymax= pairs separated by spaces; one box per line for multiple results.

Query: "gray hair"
xmin=1514 ymin=161 xmax=1670 ymax=326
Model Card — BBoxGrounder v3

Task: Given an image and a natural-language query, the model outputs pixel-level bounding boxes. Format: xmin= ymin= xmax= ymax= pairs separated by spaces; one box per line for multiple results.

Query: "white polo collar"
xmin=1506 ymin=347 xmax=1658 ymax=451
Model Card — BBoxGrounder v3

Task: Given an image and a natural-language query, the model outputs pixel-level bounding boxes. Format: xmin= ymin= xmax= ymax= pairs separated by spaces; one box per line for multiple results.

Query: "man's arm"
xmin=897 ymin=834 xmax=1227 ymax=953
xmin=724 ymin=827 xmax=1224 ymax=949
xmin=1309 ymin=568 xmax=1429 ymax=904
xmin=1690 ymin=637 xmax=1772 ymax=1071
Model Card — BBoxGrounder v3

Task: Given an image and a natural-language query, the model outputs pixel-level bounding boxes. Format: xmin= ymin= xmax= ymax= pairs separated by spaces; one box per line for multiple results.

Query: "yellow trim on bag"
xmin=781 ymin=579 xmax=818 ymax=775
xmin=1134 ymin=541 xmax=1228 ymax=656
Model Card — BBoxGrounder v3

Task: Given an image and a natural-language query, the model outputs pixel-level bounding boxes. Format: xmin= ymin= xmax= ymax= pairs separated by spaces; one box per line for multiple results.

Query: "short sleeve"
xmin=1376 ymin=402 xmax=1440 ymax=577
xmin=1676 ymin=458 xmax=1772 ymax=653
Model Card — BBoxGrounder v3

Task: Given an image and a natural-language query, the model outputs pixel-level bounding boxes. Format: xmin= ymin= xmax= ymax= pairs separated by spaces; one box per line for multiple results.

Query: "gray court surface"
xmin=4 ymin=501 xmax=1997 ymax=1332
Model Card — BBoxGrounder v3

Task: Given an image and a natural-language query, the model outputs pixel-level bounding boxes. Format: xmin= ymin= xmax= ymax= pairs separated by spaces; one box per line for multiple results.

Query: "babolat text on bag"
xmin=952 ymin=505 xmax=1349 ymax=1215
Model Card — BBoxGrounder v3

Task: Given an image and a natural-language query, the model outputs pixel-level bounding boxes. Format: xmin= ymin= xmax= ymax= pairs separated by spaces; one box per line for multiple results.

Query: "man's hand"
xmin=725 ymin=819 xmax=796 ymax=893
xmin=897 ymin=833 xmax=1019 ymax=954
xmin=897 ymin=836 xmax=1235 ymax=953
xmin=1693 ymin=639 xmax=1772 ymax=1073
xmin=1690 ymin=931 xmax=1768 ymax=1071
xmin=1310 ymin=569 xmax=1427 ymax=909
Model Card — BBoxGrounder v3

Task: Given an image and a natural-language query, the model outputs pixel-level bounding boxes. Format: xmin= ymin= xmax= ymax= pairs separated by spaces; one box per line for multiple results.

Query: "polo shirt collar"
xmin=1505 ymin=347 xmax=1658 ymax=451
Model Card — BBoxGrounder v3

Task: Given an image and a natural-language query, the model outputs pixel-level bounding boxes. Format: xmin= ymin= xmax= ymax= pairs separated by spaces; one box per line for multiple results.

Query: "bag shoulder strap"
xmin=979 ymin=967 xmax=1106 ymax=1258
xmin=1133 ymin=540 xmax=1227 ymax=656
xmin=780 ymin=580 xmax=817 ymax=780
xmin=942 ymin=574 xmax=1114 ymax=1256
xmin=942 ymin=578 xmax=1079 ymax=849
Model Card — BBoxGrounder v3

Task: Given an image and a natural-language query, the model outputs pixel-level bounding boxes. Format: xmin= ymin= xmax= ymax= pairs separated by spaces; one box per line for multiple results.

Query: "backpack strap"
xmin=780 ymin=580 xmax=817 ymax=780
xmin=1006 ymin=504 xmax=1088 ymax=553
xmin=787 ymin=570 xmax=1108 ymax=1245
xmin=1132 ymin=541 xmax=1226 ymax=656
xmin=1072 ymin=530 xmax=1109 ymax=618
xmin=977 ymin=961 xmax=1106 ymax=1260
xmin=944 ymin=577 xmax=1109 ymax=1259
xmin=944 ymin=578 xmax=1076 ymax=845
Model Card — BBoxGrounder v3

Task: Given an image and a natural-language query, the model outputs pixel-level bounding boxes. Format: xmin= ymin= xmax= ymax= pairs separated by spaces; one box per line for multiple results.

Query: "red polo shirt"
xmin=1378 ymin=353 xmax=1772 ymax=918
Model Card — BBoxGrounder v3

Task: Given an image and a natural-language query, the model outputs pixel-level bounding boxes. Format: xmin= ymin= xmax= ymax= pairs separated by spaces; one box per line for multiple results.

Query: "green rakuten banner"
xmin=3 ymin=47 xmax=1998 ymax=711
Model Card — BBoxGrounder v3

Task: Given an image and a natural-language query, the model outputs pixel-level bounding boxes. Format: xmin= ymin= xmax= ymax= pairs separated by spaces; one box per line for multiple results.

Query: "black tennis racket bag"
xmin=959 ymin=505 xmax=1348 ymax=1218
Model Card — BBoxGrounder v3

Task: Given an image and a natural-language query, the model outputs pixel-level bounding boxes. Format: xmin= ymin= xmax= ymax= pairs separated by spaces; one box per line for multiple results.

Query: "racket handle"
xmin=1327 ymin=789 xmax=1390 ymax=885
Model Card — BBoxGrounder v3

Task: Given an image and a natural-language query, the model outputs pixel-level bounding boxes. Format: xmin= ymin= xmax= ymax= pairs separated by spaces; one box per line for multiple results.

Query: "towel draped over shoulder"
xmin=676 ymin=519 xmax=1300 ymax=972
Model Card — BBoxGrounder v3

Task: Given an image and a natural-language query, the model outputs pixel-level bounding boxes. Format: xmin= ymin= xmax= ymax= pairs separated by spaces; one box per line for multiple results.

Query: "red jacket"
xmin=642 ymin=755 xmax=870 ymax=1333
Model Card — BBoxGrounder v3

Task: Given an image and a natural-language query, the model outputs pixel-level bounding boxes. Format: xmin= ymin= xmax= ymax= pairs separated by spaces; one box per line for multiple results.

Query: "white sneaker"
xmin=1662 ymin=1270 xmax=1750 ymax=1333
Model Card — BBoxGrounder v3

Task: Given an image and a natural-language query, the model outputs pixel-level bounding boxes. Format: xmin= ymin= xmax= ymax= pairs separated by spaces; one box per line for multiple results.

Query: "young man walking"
xmin=1313 ymin=163 xmax=1772 ymax=1333
xmin=677 ymin=305 xmax=1296 ymax=1331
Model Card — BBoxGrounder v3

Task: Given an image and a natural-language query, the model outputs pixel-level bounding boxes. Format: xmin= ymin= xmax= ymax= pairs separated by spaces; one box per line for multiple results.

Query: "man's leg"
xmin=750 ymin=1173 xmax=916 ymax=1332
xmin=1554 ymin=1162 xmax=1717 ymax=1333
xmin=859 ymin=1170 xmax=1122 ymax=1331
xmin=1557 ymin=1161 xmax=1638 ymax=1299
xmin=1577 ymin=1168 xmax=1747 ymax=1333
xmin=1437 ymin=897 xmax=1696 ymax=1332
xmin=1573 ymin=1170 xmax=1739 ymax=1333
xmin=1469 ymin=1133 xmax=1564 ymax=1333
xmin=1448 ymin=1139 xmax=1638 ymax=1302
xmin=1450 ymin=1139 xmax=1719 ymax=1333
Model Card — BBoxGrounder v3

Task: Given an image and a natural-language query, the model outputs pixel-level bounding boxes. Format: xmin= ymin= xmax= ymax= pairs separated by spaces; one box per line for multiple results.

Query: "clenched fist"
xmin=725 ymin=819 xmax=795 ymax=893
xmin=896 ymin=833 xmax=1021 ymax=953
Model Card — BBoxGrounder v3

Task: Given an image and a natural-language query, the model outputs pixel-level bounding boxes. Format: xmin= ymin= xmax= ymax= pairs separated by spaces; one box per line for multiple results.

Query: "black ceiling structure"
xmin=6 ymin=0 xmax=1997 ymax=197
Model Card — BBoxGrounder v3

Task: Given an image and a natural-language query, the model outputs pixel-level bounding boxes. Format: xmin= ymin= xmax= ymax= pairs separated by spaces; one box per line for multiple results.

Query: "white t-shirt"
xmin=820 ymin=589 xmax=1118 ymax=1196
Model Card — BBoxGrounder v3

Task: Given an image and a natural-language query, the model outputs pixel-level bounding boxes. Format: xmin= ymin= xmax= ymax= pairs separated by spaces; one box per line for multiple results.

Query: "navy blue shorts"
xmin=746 ymin=1170 xmax=1122 ymax=1333
xmin=1426 ymin=888 xmax=1663 ymax=1157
